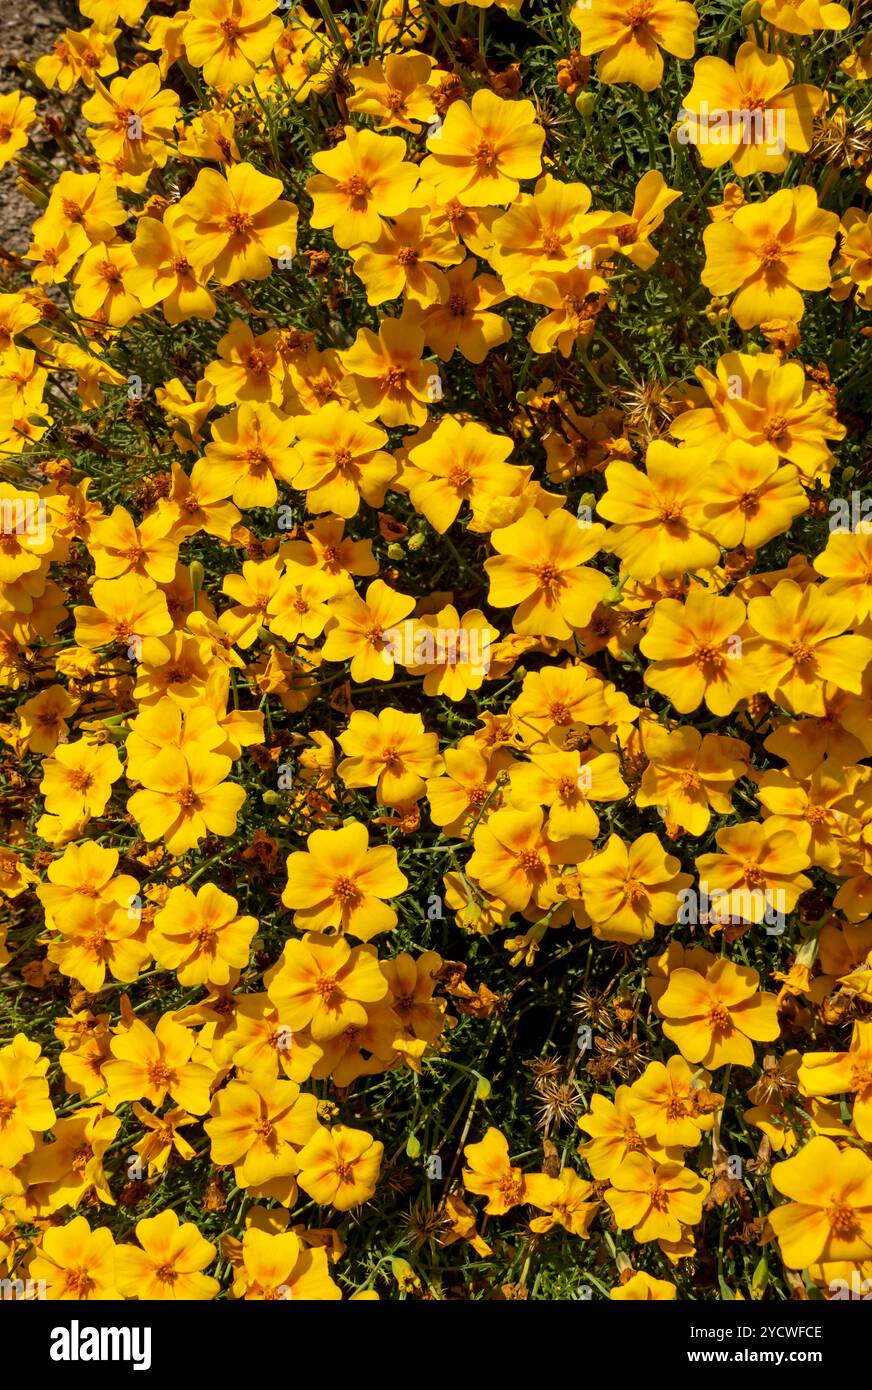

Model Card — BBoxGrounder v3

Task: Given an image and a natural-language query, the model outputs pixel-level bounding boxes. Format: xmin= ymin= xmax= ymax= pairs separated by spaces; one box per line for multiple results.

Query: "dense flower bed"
xmin=0 ymin=0 xmax=871 ymax=1302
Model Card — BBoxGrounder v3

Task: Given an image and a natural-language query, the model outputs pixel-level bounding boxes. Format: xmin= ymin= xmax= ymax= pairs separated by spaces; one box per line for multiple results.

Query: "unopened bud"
xmin=575 ymin=92 xmax=597 ymax=119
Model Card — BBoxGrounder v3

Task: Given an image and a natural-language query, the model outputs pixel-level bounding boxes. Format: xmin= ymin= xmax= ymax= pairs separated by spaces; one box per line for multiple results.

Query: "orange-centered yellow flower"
xmin=702 ymin=186 xmax=839 ymax=328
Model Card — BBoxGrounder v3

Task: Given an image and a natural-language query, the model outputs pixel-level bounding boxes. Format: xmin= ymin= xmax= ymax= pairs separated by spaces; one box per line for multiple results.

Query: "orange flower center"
xmin=342 ymin=174 xmax=371 ymax=203
xmin=226 ymin=211 xmax=253 ymax=234
xmin=707 ymin=1002 xmax=732 ymax=1033
xmin=789 ymin=638 xmax=815 ymax=666
xmin=535 ymin=561 xmax=563 ymax=595
xmin=147 ymin=1060 xmax=176 ymax=1089
xmin=625 ymin=0 xmax=654 ymax=29
xmin=693 ymin=642 xmax=726 ymax=673
xmin=649 ymin=1183 xmax=670 ymax=1211
xmin=396 ymin=246 xmax=418 ymax=266
xmin=518 ymin=847 xmax=544 ymax=875
xmin=176 ymin=785 xmax=199 ymax=809
xmin=828 ymin=1202 xmax=860 ymax=1237
xmin=623 ymin=878 xmax=648 ymax=906
xmin=64 ymin=1268 xmax=95 ymax=1297
xmin=68 ymin=767 xmax=94 ymax=792
xmin=743 ymin=862 xmax=765 ymax=888
xmin=738 ymin=489 xmax=760 ymax=516
xmin=473 ymin=139 xmax=497 ymax=171
xmin=333 ymin=874 xmax=361 ymax=907
xmin=759 ymin=237 xmax=784 ymax=267
xmin=763 ymin=414 xmax=789 ymax=442
xmin=448 ymin=293 xmax=469 ymax=317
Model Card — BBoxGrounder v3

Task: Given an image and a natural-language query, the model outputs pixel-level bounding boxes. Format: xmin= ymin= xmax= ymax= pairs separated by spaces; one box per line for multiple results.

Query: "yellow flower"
xmin=127 ymin=745 xmax=246 ymax=855
xmin=745 ymin=578 xmax=872 ymax=715
xmin=463 ymin=1126 xmax=527 ymax=1213
xmin=769 ymin=1137 xmax=872 ymax=1269
xmin=307 ymin=126 xmax=421 ymax=249
xmin=577 ymin=831 xmax=692 ymax=942
xmin=627 ymin=1055 xmax=722 ymax=1147
xmin=422 ymin=89 xmax=545 ymax=207
xmin=680 ymin=43 xmax=823 ymax=174
xmin=485 ymin=507 xmax=611 ymax=638
xmin=265 ymin=930 xmax=388 ymax=1041
xmin=81 ymin=63 xmax=179 ymax=181
xmin=598 ymin=442 xmax=718 ymax=581
xmin=698 ymin=441 xmax=808 ymax=549
xmin=296 ymin=1123 xmax=383 ymax=1210
xmin=404 ymin=417 xmax=519 ymax=532
xmin=282 ymin=821 xmax=407 ymax=940
xmin=150 ymin=883 xmax=258 ymax=986
xmin=351 ymin=209 xmax=464 ymax=307
xmin=797 ymin=1020 xmax=872 ymax=1141
xmin=0 ymin=91 xmax=37 ymax=169
xmin=184 ymin=0 xmax=283 ymax=88
xmin=116 ymin=1210 xmax=219 ymax=1300
xmin=526 ymin=1168 xmax=599 ymax=1235
xmin=658 ymin=957 xmax=780 ymax=1068
xmin=125 ymin=208 xmax=216 ymax=324
xmin=321 ymin=577 xmax=415 ymax=682
xmin=204 ymin=402 xmax=298 ymax=509
xmin=173 ymin=162 xmax=298 ymax=285
xmin=340 ymin=314 xmax=434 ymax=427
xmin=640 ymin=590 xmax=758 ymax=716
xmin=39 ymin=737 xmax=122 ymax=827
xmin=73 ymin=240 xmax=142 ymax=327
xmin=408 ymin=259 xmax=511 ymax=364
xmin=570 ymin=0 xmax=699 ymax=93
xmin=760 ymin=0 xmax=850 ymax=34
xmin=30 ymin=1216 xmax=120 ymax=1300
xmin=206 ymin=1074 xmax=318 ymax=1190
xmin=290 ymin=400 xmax=395 ymax=518
xmin=701 ymin=186 xmax=839 ymax=328
xmin=0 ymin=1034 xmax=55 ymax=1169
xmin=347 ymin=53 xmax=437 ymax=133
xmin=103 ymin=1013 xmax=213 ymax=1113
xmin=467 ymin=805 xmax=582 ymax=912
xmin=227 ymin=1224 xmax=341 ymax=1300
xmin=605 ymin=1155 xmax=709 ymax=1242
xmin=611 ymin=1271 xmax=677 ymax=1299
xmin=338 ymin=707 xmax=442 ymax=805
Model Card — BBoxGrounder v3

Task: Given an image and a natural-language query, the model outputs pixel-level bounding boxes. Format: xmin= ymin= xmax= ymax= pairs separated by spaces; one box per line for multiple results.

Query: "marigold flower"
xmin=116 ymin=1210 xmax=219 ymax=1300
xmin=639 ymin=590 xmax=757 ymax=715
xmin=463 ymin=1127 xmax=527 ymax=1214
xmin=485 ymin=507 xmax=611 ymax=639
xmin=769 ymin=1137 xmax=872 ymax=1269
xmin=184 ymin=0 xmax=283 ymax=88
xmin=745 ymin=578 xmax=872 ymax=715
xmin=605 ymin=1155 xmax=709 ymax=1243
xmin=321 ymin=578 xmax=415 ymax=682
xmin=265 ymin=931 xmax=388 ymax=1040
xmin=30 ymin=1216 xmax=119 ymax=1301
xmin=658 ymin=957 xmax=780 ymax=1067
xmin=150 ymin=883 xmax=257 ymax=987
xmin=282 ymin=821 xmax=408 ymax=939
xmin=173 ymin=162 xmax=298 ymax=285
xmin=577 ymin=831 xmax=692 ymax=942
xmin=570 ymin=0 xmax=699 ymax=93
xmin=296 ymin=1123 xmax=383 ymax=1210
xmin=307 ymin=126 xmax=421 ymax=250
xmin=701 ymin=186 xmax=839 ymax=328
xmin=680 ymin=43 xmax=823 ymax=174
xmin=598 ymin=443 xmax=719 ymax=581
xmin=422 ymin=89 xmax=544 ymax=207
xmin=0 ymin=1034 xmax=56 ymax=1169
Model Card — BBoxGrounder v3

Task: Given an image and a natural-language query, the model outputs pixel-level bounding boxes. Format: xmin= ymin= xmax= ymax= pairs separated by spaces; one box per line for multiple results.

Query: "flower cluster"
xmin=0 ymin=0 xmax=870 ymax=1302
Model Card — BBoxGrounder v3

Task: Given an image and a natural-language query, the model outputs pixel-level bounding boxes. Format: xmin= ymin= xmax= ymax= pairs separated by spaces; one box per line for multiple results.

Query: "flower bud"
xmin=575 ymin=92 xmax=597 ymax=118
